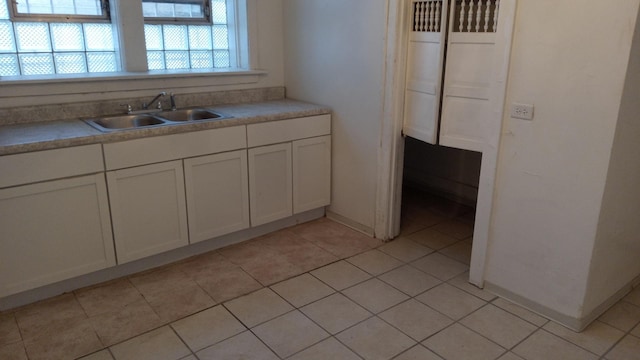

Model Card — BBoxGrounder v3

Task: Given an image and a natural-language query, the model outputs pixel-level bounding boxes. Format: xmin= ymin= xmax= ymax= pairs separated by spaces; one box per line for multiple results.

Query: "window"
xmin=10 ymin=0 xmax=110 ymax=21
xmin=144 ymin=0 xmax=233 ymax=70
xmin=143 ymin=0 xmax=209 ymax=23
xmin=0 ymin=0 xmax=117 ymax=76
xmin=0 ymin=0 xmax=241 ymax=78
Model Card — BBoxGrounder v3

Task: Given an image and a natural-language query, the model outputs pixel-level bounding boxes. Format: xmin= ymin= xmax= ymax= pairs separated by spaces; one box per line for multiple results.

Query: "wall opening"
xmin=400 ymin=137 xmax=481 ymax=266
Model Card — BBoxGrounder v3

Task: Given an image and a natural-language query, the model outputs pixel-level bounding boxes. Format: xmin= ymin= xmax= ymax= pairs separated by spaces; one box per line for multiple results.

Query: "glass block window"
xmin=144 ymin=0 xmax=231 ymax=70
xmin=0 ymin=0 xmax=117 ymax=76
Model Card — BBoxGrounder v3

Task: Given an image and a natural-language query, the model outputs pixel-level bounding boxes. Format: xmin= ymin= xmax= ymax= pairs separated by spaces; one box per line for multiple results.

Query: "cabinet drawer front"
xmin=104 ymin=126 xmax=247 ymax=170
xmin=247 ymin=114 xmax=331 ymax=147
xmin=0 ymin=144 xmax=104 ymax=188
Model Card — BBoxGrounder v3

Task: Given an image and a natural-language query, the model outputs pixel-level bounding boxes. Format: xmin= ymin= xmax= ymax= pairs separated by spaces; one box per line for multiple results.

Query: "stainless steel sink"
xmin=84 ymin=108 xmax=232 ymax=132
xmin=85 ymin=114 xmax=166 ymax=132
xmin=155 ymin=109 xmax=228 ymax=122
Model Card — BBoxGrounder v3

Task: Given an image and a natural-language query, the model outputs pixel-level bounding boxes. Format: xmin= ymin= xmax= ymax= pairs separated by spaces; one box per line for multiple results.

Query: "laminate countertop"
xmin=0 ymin=99 xmax=331 ymax=156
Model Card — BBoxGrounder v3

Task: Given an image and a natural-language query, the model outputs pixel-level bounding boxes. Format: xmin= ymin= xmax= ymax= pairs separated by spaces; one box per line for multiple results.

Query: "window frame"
xmin=0 ymin=0 xmax=255 ymax=80
xmin=142 ymin=0 xmax=211 ymax=25
xmin=8 ymin=0 xmax=111 ymax=23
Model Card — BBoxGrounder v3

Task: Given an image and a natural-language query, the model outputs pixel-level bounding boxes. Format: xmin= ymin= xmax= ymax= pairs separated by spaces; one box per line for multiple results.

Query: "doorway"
xmin=400 ymin=137 xmax=481 ymax=266
xmin=376 ymin=0 xmax=516 ymax=286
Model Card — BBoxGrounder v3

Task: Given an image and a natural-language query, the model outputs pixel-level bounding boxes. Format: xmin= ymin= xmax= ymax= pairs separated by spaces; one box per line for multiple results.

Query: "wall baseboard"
xmin=485 ymin=273 xmax=640 ymax=331
xmin=326 ymin=210 xmax=375 ymax=238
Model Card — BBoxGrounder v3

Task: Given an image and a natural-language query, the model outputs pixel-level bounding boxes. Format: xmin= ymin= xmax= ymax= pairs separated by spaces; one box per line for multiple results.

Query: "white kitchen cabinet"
xmin=0 ymin=174 xmax=115 ymax=297
xmin=106 ymin=160 xmax=188 ymax=264
xmin=248 ymin=143 xmax=293 ymax=226
xmin=184 ymin=150 xmax=250 ymax=243
xmin=293 ymin=135 xmax=331 ymax=213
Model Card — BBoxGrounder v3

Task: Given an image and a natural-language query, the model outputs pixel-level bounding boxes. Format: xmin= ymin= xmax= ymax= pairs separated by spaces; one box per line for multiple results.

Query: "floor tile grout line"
xmin=488 ymin=297 xmax=550 ymax=328
xmin=597 ymin=316 xmax=640 ymax=360
xmin=535 ymin=327 xmax=605 ymax=358
xmin=167 ymin=324 xmax=198 ymax=359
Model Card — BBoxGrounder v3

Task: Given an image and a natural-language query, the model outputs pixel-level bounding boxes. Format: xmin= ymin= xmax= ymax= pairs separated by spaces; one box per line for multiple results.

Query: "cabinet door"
xmin=248 ymin=143 xmax=293 ymax=226
xmin=0 ymin=174 xmax=115 ymax=297
xmin=184 ymin=150 xmax=250 ymax=243
xmin=293 ymin=135 xmax=331 ymax=213
xmin=107 ymin=161 xmax=188 ymax=264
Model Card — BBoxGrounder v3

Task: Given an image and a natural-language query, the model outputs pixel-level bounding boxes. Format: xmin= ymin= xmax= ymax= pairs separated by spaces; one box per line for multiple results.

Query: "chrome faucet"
xmin=170 ymin=92 xmax=177 ymax=111
xmin=143 ymin=91 xmax=166 ymax=110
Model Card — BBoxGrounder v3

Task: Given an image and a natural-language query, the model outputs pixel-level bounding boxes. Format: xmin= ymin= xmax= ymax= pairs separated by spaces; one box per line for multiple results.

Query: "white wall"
xmin=0 ymin=0 xmax=285 ymax=108
xmin=485 ymin=0 xmax=639 ymax=321
xmin=583 ymin=5 xmax=640 ymax=316
xmin=283 ymin=0 xmax=388 ymax=232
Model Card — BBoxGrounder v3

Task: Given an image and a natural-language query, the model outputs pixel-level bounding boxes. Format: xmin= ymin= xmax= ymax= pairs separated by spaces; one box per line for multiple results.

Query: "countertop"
xmin=0 ymin=99 xmax=331 ymax=156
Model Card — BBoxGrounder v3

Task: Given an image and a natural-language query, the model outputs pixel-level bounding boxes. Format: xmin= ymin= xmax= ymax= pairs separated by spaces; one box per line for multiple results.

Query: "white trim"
xmin=112 ymin=0 xmax=148 ymax=72
xmin=468 ymin=0 xmax=517 ymax=287
xmin=375 ymin=0 xmax=409 ymax=240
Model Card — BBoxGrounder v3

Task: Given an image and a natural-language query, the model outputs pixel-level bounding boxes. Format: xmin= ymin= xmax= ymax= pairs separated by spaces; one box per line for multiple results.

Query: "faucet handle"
xmin=119 ymin=103 xmax=132 ymax=114
xmin=170 ymin=92 xmax=177 ymax=111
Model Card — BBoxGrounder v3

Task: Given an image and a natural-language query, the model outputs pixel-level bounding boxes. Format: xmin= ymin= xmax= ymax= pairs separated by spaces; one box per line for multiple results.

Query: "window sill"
xmin=0 ymin=68 xmax=269 ymax=107
xmin=0 ymin=68 xmax=266 ymax=86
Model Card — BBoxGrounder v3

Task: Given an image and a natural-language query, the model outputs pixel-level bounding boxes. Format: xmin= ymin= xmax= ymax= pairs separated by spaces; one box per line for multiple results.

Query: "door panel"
xmin=403 ymin=0 xmax=448 ymax=144
xmin=439 ymin=0 xmax=516 ymax=152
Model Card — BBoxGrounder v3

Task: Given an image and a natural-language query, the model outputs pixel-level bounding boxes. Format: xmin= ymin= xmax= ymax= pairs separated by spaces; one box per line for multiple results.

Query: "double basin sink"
xmin=85 ymin=108 xmax=231 ymax=132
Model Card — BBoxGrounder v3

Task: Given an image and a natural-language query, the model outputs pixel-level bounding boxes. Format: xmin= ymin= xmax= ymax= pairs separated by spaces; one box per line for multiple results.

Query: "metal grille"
xmin=144 ymin=0 xmax=231 ymax=70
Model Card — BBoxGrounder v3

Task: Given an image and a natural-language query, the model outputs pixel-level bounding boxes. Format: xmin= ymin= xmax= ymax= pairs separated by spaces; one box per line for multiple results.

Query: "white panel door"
xmin=248 ymin=143 xmax=293 ymax=226
xmin=403 ymin=0 xmax=448 ymax=144
xmin=184 ymin=150 xmax=250 ymax=243
xmin=293 ymin=135 xmax=331 ymax=213
xmin=0 ymin=174 xmax=115 ymax=297
xmin=107 ymin=160 xmax=188 ymax=263
xmin=439 ymin=0 xmax=516 ymax=152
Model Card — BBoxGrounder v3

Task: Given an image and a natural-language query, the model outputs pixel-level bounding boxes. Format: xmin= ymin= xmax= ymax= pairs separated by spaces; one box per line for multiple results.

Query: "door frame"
xmin=376 ymin=0 xmax=517 ymax=287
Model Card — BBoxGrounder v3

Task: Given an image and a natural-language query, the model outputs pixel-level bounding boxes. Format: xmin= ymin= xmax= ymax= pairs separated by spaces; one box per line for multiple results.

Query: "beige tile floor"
xmin=1 ymin=190 xmax=640 ymax=360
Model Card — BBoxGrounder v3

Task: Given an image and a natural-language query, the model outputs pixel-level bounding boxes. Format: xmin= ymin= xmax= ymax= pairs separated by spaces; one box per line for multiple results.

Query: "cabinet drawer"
xmin=0 ymin=144 xmax=104 ymax=189
xmin=104 ymin=126 xmax=247 ymax=170
xmin=247 ymin=114 xmax=331 ymax=147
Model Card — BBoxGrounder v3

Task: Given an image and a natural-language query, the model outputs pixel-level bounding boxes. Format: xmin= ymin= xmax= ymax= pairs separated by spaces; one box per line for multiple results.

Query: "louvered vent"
xmin=412 ymin=1 xmax=443 ymax=33
xmin=454 ymin=0 xmax=500 ymax=33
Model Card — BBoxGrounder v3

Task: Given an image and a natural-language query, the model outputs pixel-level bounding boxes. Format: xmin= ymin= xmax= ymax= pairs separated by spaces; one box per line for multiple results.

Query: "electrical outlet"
xmin=511 ymin=103 xmax=534 ymax=120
